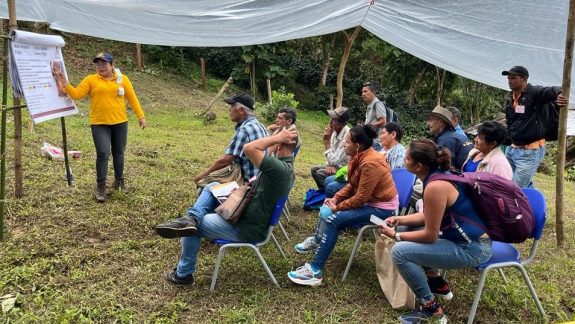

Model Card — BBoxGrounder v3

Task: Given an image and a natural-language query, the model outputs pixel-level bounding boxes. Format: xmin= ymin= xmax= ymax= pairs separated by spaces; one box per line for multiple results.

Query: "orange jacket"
xmin=333 ymin=148 xmax=397 ymax=211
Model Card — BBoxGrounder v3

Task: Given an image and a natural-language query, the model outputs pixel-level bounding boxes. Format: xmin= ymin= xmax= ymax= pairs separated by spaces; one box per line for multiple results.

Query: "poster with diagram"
xmin=8 ymin=30 xmax=78 ymax=123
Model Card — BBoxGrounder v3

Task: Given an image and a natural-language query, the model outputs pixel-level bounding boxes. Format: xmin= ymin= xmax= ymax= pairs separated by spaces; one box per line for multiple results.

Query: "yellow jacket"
xmin=65 ymin=72 xmax=144 ymax=125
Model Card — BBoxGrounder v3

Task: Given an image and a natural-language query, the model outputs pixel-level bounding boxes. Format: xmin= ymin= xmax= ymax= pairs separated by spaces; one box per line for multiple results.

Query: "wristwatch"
xmin=394 ymin=231 xmax=402 ymax=242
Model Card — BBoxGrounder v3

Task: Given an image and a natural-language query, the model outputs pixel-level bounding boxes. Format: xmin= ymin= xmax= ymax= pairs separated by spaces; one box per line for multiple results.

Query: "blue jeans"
xmin=391 ymin=238 xmax=492 ymax=302
xmin=324 ymin=175 xmax=347 ymax=198
xmin=177 ymin=182 xmax=241 ymax=277
xmin=309 ymin=205 xmax=396 ymax=270
xmin=505 ymin=145 xmax=545 ymax=188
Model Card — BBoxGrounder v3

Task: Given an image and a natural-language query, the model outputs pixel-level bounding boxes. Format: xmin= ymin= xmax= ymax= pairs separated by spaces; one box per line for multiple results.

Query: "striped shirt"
xmin=225 ymin=115 xmax=268 ymax=181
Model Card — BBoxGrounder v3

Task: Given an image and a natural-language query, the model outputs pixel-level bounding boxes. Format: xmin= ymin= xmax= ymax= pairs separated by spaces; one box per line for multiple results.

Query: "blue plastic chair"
xmin=210 ymin=195 xmax=288 ymax=291
xmin=281 ymin=144 xmax=301 ymax=224
xmin=342 ymin=168 xmax=417 ymax=280
xmin=467 ymin=188 xmax=547 ymax=323
xmin=392 ymin=168 xmax=418 ymax=215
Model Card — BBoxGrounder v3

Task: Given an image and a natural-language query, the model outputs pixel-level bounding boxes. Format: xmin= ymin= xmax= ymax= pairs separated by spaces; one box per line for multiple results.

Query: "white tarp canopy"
xmin=0 ymin=0 xmax=571 ymax=94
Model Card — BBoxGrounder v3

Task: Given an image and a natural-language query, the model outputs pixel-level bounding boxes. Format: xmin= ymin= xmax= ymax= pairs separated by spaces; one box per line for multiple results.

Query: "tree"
xmin=336 ymin=26 xmax=362 ymax=108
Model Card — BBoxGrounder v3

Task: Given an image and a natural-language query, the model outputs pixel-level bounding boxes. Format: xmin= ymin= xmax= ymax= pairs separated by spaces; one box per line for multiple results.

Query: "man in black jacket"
xmin=502 ymin=66 xmax=567 ymax=188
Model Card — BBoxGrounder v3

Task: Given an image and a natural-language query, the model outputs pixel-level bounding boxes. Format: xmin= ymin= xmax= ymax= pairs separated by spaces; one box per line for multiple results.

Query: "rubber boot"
xmin=95 ymin=182 xmax=106 ymax=203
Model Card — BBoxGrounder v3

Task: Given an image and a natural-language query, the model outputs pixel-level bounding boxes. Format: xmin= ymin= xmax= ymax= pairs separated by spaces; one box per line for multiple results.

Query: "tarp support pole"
xmin=8 ymin=0 xmax=22 ymax=198
xmin=556 ymin=0 xmax=575 ymax=247
xmin=60 ymin=117 xmax=73 ymax=186
xmin=0 ymin=19 xmax=7 ymax=240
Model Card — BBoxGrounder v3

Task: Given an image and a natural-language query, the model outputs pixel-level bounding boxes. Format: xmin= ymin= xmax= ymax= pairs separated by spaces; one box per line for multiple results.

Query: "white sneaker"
xmin=287 ymin=263 xmax=323 ymax=286
xmin=294 ymin=236 xmax=318 ymax=254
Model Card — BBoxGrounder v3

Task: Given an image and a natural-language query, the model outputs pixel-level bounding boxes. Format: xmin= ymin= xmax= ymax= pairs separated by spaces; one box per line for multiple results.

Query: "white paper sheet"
xmin=9 ymin=30 xmax=78 ymax=123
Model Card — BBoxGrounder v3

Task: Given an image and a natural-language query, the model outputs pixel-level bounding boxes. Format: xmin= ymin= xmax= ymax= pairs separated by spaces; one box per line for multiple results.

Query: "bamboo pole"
xmin=0 ymin=20 xmax=8 ymax=240
xmin=8 ymin=0 xmax=22 ymax=198
xmin=556 ymin=0 xmax=575 ymax=247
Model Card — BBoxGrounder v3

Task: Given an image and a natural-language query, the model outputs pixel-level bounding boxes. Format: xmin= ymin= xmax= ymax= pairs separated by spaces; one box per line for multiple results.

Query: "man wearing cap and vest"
xmin=427 ymin=105 xmax=473 ymax=171
xmin=502 ymin=66 xmax=567 ymax=188
xmin=310 ymin=107 xmax=350 ymax=191
xmin=193 ymin=93 xmax=268 ymax=186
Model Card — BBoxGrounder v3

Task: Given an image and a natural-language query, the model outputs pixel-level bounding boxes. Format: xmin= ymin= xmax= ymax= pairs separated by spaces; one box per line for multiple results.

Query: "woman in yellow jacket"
xmin=55 ymin=52 xmax=146 ymax=202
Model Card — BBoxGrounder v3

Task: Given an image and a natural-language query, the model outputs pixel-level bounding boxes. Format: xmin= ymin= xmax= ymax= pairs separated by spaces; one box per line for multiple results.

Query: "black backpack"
xmin=386 ymin=105 xmax=399 ymax=123
xmin=542 ymin=101 xmax=560 ymax=141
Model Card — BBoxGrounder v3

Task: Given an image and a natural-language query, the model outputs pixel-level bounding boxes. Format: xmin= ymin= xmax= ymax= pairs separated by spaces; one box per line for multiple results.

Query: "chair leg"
xmin=468 ymin=268 xmax=490 ymax=324
xmin=250 ymin=245 xmax=279 ymax=287
xmin=516 ymin=265 xmax=546 ymax=320
xmin=271 ymin=233 xmax=286 ymax=258
xmin=282 ymin=205 xmax=291 ymax=222
xmin=210 ymin=245 xmax=229 ymax=292
xmin=497 ymin=268 xmax=509 ymax=284
xmin=278 ymin=221 xmax=290 ymax=241
xmin=342 ymin=226 xmax=373 ymax=281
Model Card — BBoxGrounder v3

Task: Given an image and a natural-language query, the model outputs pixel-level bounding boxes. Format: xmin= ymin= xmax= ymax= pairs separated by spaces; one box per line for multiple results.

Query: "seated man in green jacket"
xmin=155 ymin=127 xmax=298 ymax=285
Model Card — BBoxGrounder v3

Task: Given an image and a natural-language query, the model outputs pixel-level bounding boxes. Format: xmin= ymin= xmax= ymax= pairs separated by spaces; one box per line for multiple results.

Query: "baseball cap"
xmin=327 ymin=106 xmax=349 ymax=120
xmin=224 ymin=93 xmax=254 ymax=110
xmin=93 ymin=52 xmax=113 ymax=63
xmin=502 ymin=66 xmax=529 ymax=78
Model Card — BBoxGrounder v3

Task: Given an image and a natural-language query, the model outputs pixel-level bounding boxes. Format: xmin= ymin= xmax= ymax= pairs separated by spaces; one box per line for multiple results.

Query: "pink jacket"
xmin=462 ymin=147 xmax=513 ymax=180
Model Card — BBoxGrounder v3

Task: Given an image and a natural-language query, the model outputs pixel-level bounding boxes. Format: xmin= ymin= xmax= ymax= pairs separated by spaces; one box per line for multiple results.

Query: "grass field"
xmin=0 ymin=39 xmax=575 ymax=323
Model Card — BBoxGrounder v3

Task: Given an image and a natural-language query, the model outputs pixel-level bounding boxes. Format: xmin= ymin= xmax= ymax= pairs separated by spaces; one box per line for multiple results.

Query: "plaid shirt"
xmin=224 ymin=115 xmax=268 ymax=181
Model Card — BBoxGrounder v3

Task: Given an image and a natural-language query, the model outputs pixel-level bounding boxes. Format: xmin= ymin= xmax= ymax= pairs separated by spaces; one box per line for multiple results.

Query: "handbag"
xmin=197 ymin=163 xmax=243 ymax=188
xmin=374 ymin=235 xmax=416 ymax=310
xmin=215 ymin=173 xmax=261 ymax=224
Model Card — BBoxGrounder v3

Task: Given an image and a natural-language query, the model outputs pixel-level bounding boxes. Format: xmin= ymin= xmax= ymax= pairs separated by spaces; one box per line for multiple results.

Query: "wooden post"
xmin=266 ymin=78 xmax=272 ymax=103
xmin=135 ymin=43 xmax=142 ymax=72
xmin=201 ymin=76 xmax=233 ymax=116
xmin=200 ymin=57 xmax=206 ymax=91
xmin=8 ymin=0 xmax=22 ymax=198
xmin=556 ymin=0 xmax=575 ymax=247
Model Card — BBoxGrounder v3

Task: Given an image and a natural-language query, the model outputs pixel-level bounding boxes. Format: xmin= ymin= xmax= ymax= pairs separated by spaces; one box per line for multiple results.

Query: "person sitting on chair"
xmin=461 ymin=121 xmax=513 ymax=179
xmin=378 ymin=139 xmax=492 ymax=323
xmin=289 ymin=125 xmax=398 ymax=286
xmin=155 ymin=128 xmax=298 ymax=285
xmin=310 ymin=107 xmax=350 ymax=191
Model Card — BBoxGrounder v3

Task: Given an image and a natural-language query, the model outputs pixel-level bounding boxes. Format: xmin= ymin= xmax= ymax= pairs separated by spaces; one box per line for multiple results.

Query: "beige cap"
xmin=429 ymin=105 xmax=454 ymax=130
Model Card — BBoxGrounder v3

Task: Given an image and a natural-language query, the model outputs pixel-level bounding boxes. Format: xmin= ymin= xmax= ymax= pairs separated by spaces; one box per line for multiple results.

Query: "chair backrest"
xmin=269 ymin=194 xmax=289 ymax=227
xmin=391 ymin=168 xmax=417 ymax=209
xmin=292 ymin=145 xmax=301 ymax=159
xmin=522 ymin=188 xmax=547 ymax=240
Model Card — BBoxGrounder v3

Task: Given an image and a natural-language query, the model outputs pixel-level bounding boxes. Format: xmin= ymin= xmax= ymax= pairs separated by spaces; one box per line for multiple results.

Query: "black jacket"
xmin=505 ymin=84 xmax=560 ymax=146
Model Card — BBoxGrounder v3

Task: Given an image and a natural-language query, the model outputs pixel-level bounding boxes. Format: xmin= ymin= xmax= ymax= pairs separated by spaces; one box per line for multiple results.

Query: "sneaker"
xmin=155 ymin=215 xmax=198 ymax=238
xmin=428 ymin=276 xmax=453 ymax=300
xmin=287 ymin=263 xmax=323 ymax=286
xmin=399 ymin=300 xmax=447 ymax=324
xmin=164 ymin=268 xmax=194 ymax=285
xmin=294 ymin=236 xmax=319 ymax=254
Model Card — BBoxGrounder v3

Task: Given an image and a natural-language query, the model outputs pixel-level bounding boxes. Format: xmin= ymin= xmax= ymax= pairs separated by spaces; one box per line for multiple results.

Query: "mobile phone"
xmin=370 ymin=215 xmax=386 ymax=226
